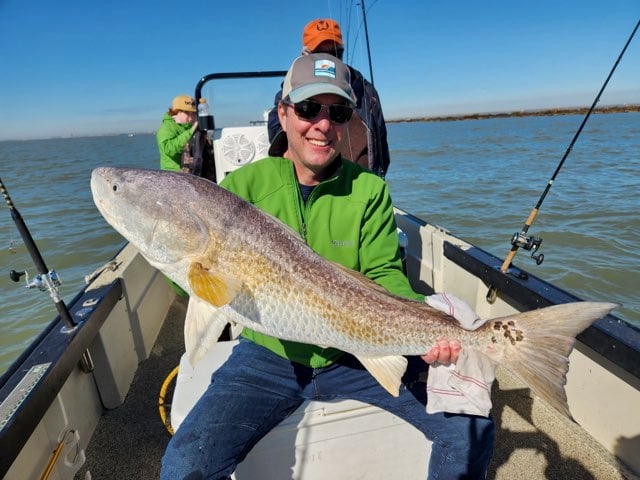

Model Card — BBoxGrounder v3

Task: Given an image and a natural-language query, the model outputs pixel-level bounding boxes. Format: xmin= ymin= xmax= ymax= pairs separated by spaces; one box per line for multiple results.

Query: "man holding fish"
xmin=91 ymin=51 xmax=614 ymax=478
xmin=161 ymin=53 xmax=495 ymax=479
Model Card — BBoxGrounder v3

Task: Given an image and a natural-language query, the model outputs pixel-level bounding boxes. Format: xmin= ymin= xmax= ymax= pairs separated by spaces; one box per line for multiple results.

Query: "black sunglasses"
xmin=283 ymin=99 xmax=353 ymax=124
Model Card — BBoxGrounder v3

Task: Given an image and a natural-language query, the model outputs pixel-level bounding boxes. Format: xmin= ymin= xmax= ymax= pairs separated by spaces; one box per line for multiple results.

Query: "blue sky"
xmin=1 ymin=0 xmax=638 ymax=140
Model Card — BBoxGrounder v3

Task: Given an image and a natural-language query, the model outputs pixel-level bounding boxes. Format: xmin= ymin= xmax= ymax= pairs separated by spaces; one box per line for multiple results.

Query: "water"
xmin=385 ymin=113 xmax=639 ymax=326
xmin=0 ymin=135 xmax=155 ymax=373
xmin=1 ymin=113 xmax=638 ymax=375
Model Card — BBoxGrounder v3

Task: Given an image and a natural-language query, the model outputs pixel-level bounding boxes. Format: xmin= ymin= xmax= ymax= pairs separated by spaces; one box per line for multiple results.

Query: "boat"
xmin=2 ymin=66 xmax=640 ymax=479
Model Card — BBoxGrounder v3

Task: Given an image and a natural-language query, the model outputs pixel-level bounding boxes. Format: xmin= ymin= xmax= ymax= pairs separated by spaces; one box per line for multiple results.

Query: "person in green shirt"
xmin=162 ymin=54 xmax=494 ymax=480
xmin=156 ymin=94 xmax=199 ymax=171
xmin=157 ymin=94 xmax=199 ymax=297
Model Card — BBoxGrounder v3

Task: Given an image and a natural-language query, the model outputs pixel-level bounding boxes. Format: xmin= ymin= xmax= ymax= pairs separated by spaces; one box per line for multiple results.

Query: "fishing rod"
xmin=487 ymin=18 xmax=640 ymax=303
xmin=356 ymin=0 xmax=389 ymax=179
xmin=359 ymin=0 xmax=375 ymax=86
xmin=1 ymin=177 xmax=77 ymax=330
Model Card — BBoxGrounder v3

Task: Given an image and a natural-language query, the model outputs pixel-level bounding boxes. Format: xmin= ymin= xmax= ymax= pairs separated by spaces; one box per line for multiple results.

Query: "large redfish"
xmin=90 ymin=167 xmax=616 ymax=418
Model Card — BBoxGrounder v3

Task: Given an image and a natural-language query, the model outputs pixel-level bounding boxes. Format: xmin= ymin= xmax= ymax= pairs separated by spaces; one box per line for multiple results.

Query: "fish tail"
xmin=489 ymin=301 xmax=618 ymax=418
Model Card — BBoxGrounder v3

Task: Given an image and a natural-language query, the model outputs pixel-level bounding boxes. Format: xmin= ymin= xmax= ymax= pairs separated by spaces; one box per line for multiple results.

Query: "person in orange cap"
xmin=268 ymin=18 xmax=390 ymax=178
xmin=300 ymin=18 xmax=344 ymax=55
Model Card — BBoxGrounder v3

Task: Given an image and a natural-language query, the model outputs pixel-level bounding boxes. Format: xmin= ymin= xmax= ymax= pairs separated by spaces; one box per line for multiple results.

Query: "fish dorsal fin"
xmin=331 ymin=262 xmax=392 ymax=295
xmin=188 ymin=261 xmax=243 ymax=307
xmin=355 ymin=354 xmax=408 ymax=397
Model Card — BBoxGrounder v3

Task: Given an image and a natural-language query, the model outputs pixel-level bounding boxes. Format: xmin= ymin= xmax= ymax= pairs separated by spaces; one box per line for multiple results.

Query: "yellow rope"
xmin=39 ymin=430 xmax=76 ymax=480
xmin=158 ymin=365 xmax=180 ymax=436
xmin=39 ymin=440 xmax=64 ymax=480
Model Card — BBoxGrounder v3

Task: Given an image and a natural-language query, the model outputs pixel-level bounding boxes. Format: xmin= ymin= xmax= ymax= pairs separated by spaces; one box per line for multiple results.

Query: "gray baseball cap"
xmin=282 ymin=53 xmax=356 ymax=105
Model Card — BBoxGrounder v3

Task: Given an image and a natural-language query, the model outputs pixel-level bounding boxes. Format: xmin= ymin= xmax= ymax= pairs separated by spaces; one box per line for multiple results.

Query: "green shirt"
xmin=156 ymin=113 xmax=193 ymax=171
xmin=220 ymin=156 xmax=423 ymax=368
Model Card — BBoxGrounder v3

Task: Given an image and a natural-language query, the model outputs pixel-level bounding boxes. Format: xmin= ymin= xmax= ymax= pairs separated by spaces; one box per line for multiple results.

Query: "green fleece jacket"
xmin=220 ymin=156 xmax=423 ymax=368
xmin=156 ymin=113 xmax=194 ymax=171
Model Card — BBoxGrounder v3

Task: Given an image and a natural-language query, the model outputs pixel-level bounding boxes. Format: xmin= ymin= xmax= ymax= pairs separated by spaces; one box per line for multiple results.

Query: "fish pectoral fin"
xmin=184 ymin=296 xmax=230 ymax=365
xmin=188 ymin=261 xmax=242 ymax=307
xmin=355 ymin=355 xmax=408 ymax=397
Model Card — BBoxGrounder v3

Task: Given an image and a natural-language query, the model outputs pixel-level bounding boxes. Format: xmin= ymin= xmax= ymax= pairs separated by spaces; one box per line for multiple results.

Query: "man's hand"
xmin=421 ymin=338 xmax=461 ymax=365
xmin=421 ymin=293 xmax=485 ymax=365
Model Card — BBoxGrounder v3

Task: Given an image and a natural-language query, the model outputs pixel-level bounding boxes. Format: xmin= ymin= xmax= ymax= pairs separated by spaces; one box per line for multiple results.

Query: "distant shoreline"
xmin=3 ymin=104 xmax=638 ymax=142
xmin=387 ymin=104 xmax=640 ymax=123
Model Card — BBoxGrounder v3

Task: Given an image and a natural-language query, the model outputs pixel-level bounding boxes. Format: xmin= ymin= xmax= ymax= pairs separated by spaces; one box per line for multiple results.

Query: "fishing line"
xmin=492 ymin=18 xmax=639 ymax=284
xmin=348 ymin=0 xmax=378 ymax=80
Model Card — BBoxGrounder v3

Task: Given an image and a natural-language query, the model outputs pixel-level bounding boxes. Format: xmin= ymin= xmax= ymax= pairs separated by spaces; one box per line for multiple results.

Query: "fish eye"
xmin=112 ymin=183 xmax=120 ymax=193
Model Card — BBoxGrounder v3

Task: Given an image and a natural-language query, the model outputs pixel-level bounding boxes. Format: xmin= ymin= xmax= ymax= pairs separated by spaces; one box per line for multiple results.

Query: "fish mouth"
xmin=90 ymin=168 xmax=116 ymax=222
xmin=90 ymin=167 xmax=150 ymax=246
xmin=90 ymin=167 xmax=209 ymax=267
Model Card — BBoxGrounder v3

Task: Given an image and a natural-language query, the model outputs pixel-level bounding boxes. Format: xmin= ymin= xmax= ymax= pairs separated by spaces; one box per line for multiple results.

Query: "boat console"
xmin=212 ymin=125 xmax=271 ymax=182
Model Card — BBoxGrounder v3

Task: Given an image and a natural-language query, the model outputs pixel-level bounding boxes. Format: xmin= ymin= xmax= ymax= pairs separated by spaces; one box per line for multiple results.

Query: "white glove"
xmin=425 ymin=293 xmax=485 ymax=330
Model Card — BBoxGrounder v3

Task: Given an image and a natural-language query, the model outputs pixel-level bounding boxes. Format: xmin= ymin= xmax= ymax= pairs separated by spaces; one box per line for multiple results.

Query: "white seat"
xmin=171 ymin=340 xmax=432 ymax=479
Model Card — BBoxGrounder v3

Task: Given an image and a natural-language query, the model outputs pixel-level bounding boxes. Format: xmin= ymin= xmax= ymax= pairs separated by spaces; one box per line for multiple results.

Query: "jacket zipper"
xmin=300 ymin=182 xmax=324 ymax=242
xmin=294 ymin=185 xmax=308 ymax=243
xmin=292 ymin=162 xmax=340 ymax=244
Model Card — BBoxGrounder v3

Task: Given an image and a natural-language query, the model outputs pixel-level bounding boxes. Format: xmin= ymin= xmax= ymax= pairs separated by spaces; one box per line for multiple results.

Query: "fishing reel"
xmin=10 ymin=269 xmax=62 ymax=291
xmin=511 ymin=232 xmax=544 ymax=265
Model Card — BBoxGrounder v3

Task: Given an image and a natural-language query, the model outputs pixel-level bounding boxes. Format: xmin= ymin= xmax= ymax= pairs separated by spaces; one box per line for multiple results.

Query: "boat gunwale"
xmin=397 ymin=208 xmax=640 ymax=381
xmin=0 ymin=279 xmax=122 ymax=477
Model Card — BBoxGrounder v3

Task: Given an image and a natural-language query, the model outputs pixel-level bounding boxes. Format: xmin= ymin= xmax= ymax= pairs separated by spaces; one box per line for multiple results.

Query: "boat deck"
xmin=75 ymin=295 xmax=635 ymax=480
xmin=73 ymin=296 xmax=188 ymax=480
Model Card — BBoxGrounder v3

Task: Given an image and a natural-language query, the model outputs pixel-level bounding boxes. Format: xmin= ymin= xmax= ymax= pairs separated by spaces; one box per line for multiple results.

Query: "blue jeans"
xmin=161 ymin=339 xmax=494 ymax=479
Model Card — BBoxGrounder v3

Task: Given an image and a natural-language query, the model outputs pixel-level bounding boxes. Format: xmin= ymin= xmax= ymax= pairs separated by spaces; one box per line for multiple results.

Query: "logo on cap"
xmin=315 ymin=20 xmax=332 ymax=32
xmin=314 ymin=59 xmax=336 ymax=79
